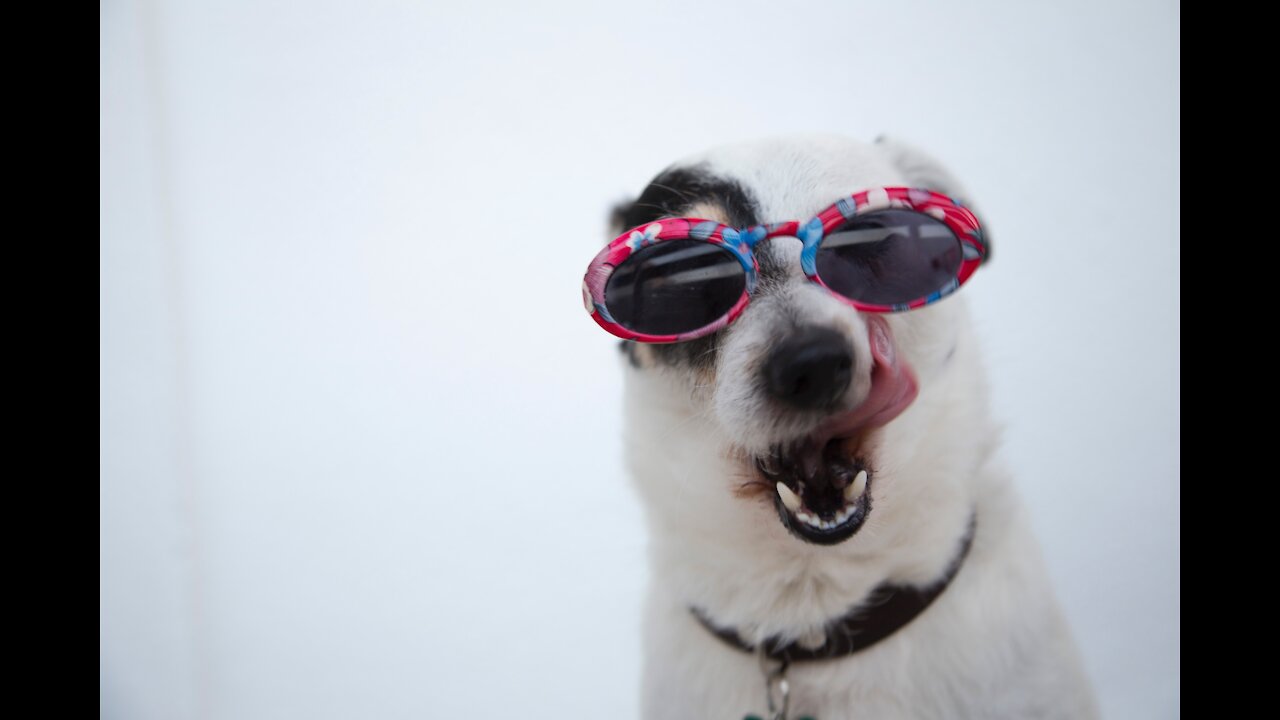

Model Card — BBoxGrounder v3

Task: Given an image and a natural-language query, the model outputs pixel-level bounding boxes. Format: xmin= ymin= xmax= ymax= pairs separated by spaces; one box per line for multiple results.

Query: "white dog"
xmin=589 ymin=136 xmax=1096 ymax=719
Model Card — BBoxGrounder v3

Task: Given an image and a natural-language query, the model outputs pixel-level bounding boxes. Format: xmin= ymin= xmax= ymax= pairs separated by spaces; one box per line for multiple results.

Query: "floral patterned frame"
xmin=582 ymin=187 xmax=988 ymax=343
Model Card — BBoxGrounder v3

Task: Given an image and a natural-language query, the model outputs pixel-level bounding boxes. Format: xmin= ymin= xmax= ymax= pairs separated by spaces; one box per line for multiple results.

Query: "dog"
xmin=588 ymin=135 xmax=1097 ymax=719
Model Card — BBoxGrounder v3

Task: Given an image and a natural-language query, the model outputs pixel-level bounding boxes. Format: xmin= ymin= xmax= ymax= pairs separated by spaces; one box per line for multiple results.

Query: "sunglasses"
xmin=582 ymin=187 xmax=989 ymax=343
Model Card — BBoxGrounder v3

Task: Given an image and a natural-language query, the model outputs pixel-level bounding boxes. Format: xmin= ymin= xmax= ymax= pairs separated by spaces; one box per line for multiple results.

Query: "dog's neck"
xmin=691 ymin=511 xmax=977 ymax=663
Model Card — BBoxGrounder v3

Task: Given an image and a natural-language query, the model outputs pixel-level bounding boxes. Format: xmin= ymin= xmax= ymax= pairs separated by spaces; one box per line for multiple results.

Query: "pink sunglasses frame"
xmin=582 ymin=186 xmax=988 ymax=343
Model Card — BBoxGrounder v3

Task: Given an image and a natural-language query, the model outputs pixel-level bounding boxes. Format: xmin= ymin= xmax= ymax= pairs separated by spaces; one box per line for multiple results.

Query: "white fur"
xmin=622 ymin=136 xmax=1096 ymax=718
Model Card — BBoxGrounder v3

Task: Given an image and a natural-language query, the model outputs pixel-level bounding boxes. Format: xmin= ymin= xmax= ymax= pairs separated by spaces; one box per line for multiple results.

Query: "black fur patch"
xmin=612 ymin=165 xmax=761 ymax=373
xmin=618 ymin=165 xmax=760 ymax=230
xmin=618 ymin=340 xmax=642 ymax=369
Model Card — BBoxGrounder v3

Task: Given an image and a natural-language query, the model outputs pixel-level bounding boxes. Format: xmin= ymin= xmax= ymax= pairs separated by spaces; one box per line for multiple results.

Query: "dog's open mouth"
xmin=756 ymin=436 xmax=874 ymax=545
xmin=753 ymin=317 xmax=919 ymax=546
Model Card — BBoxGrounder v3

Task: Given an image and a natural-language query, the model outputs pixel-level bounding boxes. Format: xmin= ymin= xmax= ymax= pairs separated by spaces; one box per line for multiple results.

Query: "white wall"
xmin=100 ymin=1 xmax=1179 ymax=717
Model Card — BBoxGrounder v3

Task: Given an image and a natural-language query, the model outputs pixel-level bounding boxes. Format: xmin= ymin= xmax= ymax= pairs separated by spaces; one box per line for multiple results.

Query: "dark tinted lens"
xmin=605 ymin=240 xmax=746 ymax=335
xmin=814 ymin=209 xmax=961 ymax=305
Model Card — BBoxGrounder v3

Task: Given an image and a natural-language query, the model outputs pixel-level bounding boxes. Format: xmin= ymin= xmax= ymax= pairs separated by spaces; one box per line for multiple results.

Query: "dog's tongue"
xmin=797 ymin=317 xmax=919 ymax=477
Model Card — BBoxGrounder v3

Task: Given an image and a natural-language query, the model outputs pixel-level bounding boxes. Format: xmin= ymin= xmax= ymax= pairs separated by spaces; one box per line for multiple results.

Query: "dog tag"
xmin=746 ymin=651 xmax=817 ymax=720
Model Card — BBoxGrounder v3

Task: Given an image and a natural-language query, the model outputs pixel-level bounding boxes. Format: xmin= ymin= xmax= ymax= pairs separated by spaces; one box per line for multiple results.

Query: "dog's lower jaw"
xmin=641 ymin=449 xmax=977 ymax=647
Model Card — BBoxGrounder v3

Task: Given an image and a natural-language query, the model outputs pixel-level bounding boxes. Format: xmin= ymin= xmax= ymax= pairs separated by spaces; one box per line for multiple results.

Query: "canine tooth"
xmin=845 ymin=470 xmax=868 ymax=502
xmin=776 ymin=482 xmax=802 ymax=513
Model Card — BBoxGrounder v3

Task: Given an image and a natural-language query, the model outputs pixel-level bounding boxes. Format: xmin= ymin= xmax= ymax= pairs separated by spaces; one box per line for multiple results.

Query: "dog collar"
xmin=692 ymin=512 xmax=976 ymax=665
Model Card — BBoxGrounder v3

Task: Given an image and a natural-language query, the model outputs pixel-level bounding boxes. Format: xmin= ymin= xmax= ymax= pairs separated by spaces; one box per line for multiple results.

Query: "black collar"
xmin=692 ymin=513 xmax=977 ymax=664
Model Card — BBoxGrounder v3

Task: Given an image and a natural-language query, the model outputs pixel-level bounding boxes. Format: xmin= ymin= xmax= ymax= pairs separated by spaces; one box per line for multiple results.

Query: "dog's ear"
xmin=607 ymin=198 xmax=635 ymax=241
xmin=875 ymin=136 xmax=971 ymax=202
xmin=876 ymin=136 xmax=992 ymax=263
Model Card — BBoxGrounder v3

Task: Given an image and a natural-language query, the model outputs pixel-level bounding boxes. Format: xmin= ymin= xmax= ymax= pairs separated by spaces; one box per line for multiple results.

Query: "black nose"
xmin=763 ymin=327 xmax=854 ymax=410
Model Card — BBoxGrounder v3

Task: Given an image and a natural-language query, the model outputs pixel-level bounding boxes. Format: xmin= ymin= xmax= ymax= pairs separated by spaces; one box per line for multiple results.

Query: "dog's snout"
xmin=763 ymin=327 xmax=853 ymax=410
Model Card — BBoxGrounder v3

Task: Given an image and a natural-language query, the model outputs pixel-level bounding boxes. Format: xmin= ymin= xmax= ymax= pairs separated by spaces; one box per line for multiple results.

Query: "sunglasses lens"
xmin=815 ymin=209 xmax=962 ymax=306
xmin=605 ymin=240 xmax=746 ymax=336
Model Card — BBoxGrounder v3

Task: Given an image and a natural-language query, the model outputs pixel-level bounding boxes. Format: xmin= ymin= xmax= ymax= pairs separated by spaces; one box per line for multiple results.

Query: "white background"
xmin=100 ymin=1 xmax=1179 ymax=717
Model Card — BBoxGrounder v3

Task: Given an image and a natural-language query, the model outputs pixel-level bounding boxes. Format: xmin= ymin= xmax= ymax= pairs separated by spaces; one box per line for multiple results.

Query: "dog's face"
xmin=612 ymin=136 xmax=991 ymax=555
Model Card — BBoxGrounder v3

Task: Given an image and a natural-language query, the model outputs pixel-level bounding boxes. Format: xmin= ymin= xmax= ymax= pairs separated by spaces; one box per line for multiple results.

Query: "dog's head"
xmin=605 ymin=135 xmax=994 ymax=554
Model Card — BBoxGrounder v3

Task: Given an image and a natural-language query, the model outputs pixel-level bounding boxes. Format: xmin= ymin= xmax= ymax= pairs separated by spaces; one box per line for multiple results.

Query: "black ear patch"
xmin=618 ymin=340 xmax=642 ymax=369
xmin=608 ymin=199 xmax=634 ymax=238
xmin=619 ymin=165 xmax=759 ymax=231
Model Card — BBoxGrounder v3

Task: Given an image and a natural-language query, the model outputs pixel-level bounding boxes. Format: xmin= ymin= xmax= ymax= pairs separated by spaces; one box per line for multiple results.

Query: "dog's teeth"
xmin=844 ymin=470 xmax=868 ymax=502
xmin=776 ymin=482 xmax=802 ymax=513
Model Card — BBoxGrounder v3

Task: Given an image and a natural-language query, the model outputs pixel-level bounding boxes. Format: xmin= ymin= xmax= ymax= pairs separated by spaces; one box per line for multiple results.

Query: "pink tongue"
xmin=798 ymin=317 xmax=919 ymax=475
